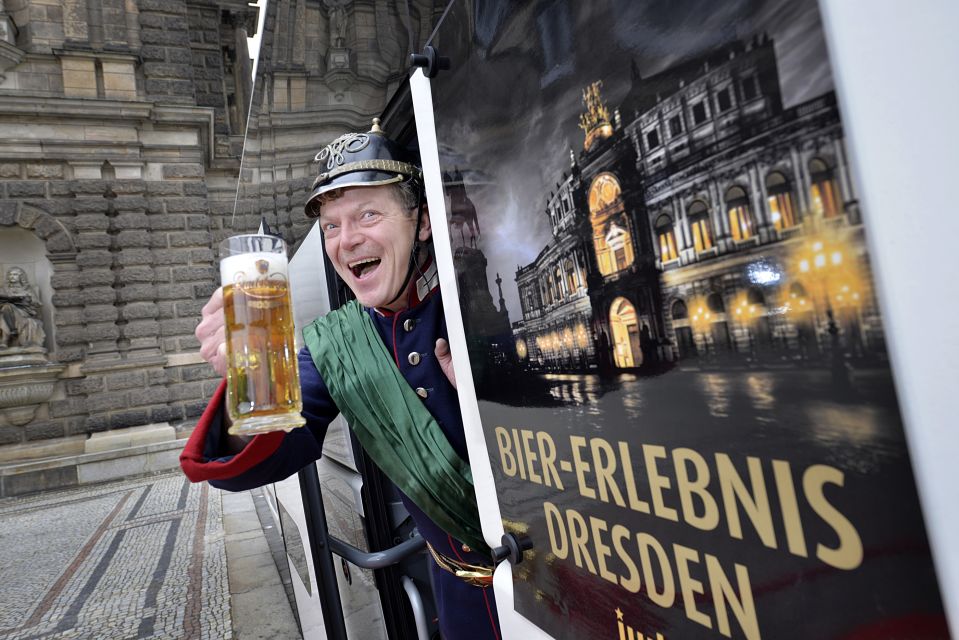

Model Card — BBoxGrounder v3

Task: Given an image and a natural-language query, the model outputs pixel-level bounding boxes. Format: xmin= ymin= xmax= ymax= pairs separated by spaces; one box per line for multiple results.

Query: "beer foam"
xmin=221 ymin=252 xmax=289 ymax=285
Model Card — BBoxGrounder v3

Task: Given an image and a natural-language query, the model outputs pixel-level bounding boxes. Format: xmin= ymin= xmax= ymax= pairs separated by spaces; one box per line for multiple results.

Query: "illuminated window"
xmin=765 ymin=171 xmax=797 ymax=230
xmin=606 ymin=223 xmax=631 ymax=271
xmin=589 ymin=173 xmax=634 ymax=275
xmin=809 ymin=158 xmax=840 ymax=218
xmin=687 ymin=200 xmax=714 ymax=253
xmin=655 ymin=214 xmax=678 ymax=262
xmin=725 ymin=186 xmax=754 ymax=241
xmin=564 ymin=259 xmax=578 ymax=293
xmin=515 ymin=338 xmax=528 ymax=360
xmin=588 ymin=173 xmax=621 ymax=211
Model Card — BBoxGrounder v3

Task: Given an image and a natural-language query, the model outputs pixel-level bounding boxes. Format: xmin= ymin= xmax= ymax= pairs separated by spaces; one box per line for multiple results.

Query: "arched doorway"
xmin=725 ymin=186 xmax=754 ymax=241
xmin=609 ymin=297 xmax=642 ymax=368
xmin=809 ymin=158 xmax=840 ymax=218
xmin=589 ymin=173 xmax=634 ymax=276
xmin=766 ymin=171 xmax=798 ymax=230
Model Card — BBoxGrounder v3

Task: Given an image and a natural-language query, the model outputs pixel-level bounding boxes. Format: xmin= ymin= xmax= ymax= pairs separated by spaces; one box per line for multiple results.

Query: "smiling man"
xmin=180 ymin=120 xmax=501 ymax=640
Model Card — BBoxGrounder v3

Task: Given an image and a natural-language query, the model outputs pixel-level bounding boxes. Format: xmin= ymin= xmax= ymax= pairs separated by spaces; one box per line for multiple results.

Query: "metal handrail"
xmin=328 ymin=533 xmax=426 ymax=569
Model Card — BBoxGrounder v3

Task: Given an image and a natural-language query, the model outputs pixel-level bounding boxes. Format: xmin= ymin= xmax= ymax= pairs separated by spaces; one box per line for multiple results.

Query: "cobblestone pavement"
xmin=0 ymin=471 xmax=231 ymax=640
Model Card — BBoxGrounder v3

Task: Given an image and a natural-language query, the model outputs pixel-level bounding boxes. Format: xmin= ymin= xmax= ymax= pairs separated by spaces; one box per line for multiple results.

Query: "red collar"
xmin=373 ymin=255 xmax=438 ymax=317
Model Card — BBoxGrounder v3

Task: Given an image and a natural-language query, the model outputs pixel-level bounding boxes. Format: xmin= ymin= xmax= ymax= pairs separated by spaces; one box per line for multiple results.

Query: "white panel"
xmin=821 ymin=1 xmax=959 ymax=633
xmin=289 ymin=220 xmax=332 ymax=350
xmin=272 ymin=476 xmax=327 ymax=639
xmin=410 ymin=69 xmax=550 ymax=640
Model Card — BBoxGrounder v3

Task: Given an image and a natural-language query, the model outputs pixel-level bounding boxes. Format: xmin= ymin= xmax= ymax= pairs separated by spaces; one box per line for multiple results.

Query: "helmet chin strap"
xmin=382 ymin=184 xmax=424 ymax=308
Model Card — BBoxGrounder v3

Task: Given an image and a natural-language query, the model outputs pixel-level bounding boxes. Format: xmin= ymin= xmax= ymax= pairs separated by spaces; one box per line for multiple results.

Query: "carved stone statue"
xmin=326 ymin=0 xmax=349 ymax=48
xmin=0 ymin=266 xmax=46 ymax=351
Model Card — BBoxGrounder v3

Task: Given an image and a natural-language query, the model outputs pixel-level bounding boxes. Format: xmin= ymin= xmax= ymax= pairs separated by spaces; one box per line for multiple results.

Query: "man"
xmin=0 ymin=266 xmax=45 ymax=349
xmin=180 ymin=120 xmax=501 ymax=640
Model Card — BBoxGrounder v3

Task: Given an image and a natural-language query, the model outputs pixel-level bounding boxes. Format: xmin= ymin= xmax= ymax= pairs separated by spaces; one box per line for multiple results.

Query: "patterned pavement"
xmin=0 ymin=472 xmax=231 ymax=640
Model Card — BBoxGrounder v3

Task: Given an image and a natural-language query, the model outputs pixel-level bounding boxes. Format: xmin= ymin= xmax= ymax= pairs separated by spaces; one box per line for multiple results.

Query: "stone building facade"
xmin=0 ymin=0 xmax=437 ymax=494
xmin=514 ymin=35 xmax=879 ymax=373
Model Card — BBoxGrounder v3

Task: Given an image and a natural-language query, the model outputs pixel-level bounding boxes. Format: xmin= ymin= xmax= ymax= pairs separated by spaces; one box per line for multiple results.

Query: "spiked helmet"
xmin=304 ymin=118 xmax=422 ymax=218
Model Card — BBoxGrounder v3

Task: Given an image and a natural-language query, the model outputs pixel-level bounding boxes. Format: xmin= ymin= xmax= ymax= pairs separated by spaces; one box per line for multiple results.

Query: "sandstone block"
xmin=121 ymin=319 xmax=160 ymax=338
xmin=77 ymin=270 xmax=114 ymax=287
xmin=26 ymin=164 xmax=63 ymax=179
xmin=117 ymin=266 xmax=154 ymax=283
xmin=7 ymin=181 xmax=47 ymax=198
xmin=162 ymin=164 xmax=204 ymax=179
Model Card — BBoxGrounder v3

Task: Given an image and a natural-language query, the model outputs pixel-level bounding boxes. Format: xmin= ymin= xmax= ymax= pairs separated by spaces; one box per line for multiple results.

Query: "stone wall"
xmin=0 ymin=0 xmax=255 ymax=459
xmin=0 ymin=0 xmax=443 ymax=467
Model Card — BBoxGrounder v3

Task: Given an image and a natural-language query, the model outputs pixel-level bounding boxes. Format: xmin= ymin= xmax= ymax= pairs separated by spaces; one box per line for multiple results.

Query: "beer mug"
xmin=219 ymin=234 xmax=306 ymax=436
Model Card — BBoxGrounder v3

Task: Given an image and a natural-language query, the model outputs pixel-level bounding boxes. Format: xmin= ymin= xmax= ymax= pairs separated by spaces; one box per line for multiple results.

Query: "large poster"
xmin=425 ymin=2 xmax=948 ymax=639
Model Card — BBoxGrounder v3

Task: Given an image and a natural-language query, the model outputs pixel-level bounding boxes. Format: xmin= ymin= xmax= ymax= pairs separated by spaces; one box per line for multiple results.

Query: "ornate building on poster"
xmin=515 ymin=34 xmax=883 ymax=372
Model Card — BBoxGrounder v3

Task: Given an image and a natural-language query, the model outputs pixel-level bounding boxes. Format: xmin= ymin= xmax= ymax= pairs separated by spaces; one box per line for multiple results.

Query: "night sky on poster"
xmin=428 ymin=1 xmax=947 ymax=639
xmin=436 ymin=0 xmax=832 ymax=318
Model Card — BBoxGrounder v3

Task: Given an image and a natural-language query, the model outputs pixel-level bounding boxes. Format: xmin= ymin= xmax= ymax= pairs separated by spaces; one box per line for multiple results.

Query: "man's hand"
xmin=434 ymin=338 xmax=457 ymax=389
xmin=196 ymin=286 xmax=228 ymax=377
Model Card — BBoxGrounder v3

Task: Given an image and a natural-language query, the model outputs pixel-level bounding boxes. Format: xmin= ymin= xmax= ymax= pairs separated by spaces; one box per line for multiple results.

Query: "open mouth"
xmin=349 ymin=257 xmax=381 ymax=279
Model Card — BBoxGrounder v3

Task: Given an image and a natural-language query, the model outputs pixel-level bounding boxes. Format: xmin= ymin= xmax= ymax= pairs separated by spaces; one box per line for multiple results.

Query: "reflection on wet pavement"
xmin=745 ymin=372 xmax=777 ymax=416
xmin=700 ymin=372 xmax=732 ymax=418
xmin=515 ymin=368 xmax=905 ymax=464
xmin=806 ymin=404 xmax=890 ymax=473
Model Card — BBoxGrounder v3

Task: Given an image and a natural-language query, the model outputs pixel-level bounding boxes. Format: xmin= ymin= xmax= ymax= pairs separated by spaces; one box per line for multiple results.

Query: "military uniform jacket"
xmin=180 ymin=282 xmax=502 ymax=640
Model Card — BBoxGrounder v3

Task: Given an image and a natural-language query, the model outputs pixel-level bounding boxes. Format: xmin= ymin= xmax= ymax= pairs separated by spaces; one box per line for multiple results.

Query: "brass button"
xmin=403 ymin=318 xmax=416 ymax=332
xmin=461 ymin=544 xmax=471 ymax=553
xmin=415 ymin=387 xmax=428 ymax=399
xmin=407 ymin=352 xmax=421 ymax=366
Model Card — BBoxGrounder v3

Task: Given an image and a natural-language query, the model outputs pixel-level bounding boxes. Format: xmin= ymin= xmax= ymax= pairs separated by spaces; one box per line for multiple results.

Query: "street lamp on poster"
xmin=688 ymin=296 xmax=713 ymax=356
xmin=790 ymin=233 xmax=863 ymax=318
xmin=732 ymin=291 xmax=764 ymax=358
xmin=787 ymin=231 xmax=862 ymax=384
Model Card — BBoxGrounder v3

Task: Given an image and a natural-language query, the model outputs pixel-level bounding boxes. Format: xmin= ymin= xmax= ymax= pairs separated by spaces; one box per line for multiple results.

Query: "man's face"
xmin=318 ymin=184 xmax=431 ymax=312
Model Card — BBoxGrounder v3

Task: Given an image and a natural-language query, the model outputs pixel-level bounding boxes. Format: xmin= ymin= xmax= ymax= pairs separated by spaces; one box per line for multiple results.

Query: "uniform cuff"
xmin=179 ymin=379 xmax=285 ymax=482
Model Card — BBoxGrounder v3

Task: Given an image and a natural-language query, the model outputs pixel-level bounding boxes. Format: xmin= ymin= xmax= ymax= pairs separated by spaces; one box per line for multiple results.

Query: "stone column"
xmin=834 ymin=138 xmax=854 ymax=202
xmin=112 ymin=185 xmax=161 ymax=358
xmin=790 ymin=147 xmax=809 ymax=214
xmin=72 ymin=181 xmax=120 ymax=361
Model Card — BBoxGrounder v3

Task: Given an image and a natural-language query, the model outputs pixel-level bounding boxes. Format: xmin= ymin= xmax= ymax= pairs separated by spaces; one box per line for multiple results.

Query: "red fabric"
xmin=179 ymin=378 xmax=285 ymax=482
xmin=839 ymin=613 xmax=949 ymax=640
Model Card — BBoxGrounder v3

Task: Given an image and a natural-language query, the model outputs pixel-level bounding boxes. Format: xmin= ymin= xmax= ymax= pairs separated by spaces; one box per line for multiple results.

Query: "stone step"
xmin=0 ymin=438 xmax=187 ymax=498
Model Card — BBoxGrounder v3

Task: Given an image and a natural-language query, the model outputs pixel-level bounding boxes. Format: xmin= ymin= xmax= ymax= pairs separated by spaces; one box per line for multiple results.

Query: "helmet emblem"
xmin=315 ymin=133 xmax=371 ymax=170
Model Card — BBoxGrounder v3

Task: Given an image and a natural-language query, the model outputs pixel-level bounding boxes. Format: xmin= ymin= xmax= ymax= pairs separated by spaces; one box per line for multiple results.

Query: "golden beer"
xmin=220 ymin=237 xmax=306 ymax=435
